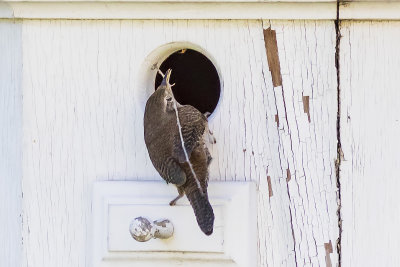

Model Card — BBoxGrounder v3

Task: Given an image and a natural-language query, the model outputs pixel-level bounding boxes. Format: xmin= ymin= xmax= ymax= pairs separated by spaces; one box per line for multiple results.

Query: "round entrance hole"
xmin=155 ymin=49 xmax=220 ymax=114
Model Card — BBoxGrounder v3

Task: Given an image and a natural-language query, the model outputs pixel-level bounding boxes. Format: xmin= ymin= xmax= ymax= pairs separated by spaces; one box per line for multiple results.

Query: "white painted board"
xmin=0 ymin=20 xmax=23 ymax=267
xmin=3 ymin=1 xmax=400 ymax=20
xmin=340 ymin=21 xmax=400 ymax=267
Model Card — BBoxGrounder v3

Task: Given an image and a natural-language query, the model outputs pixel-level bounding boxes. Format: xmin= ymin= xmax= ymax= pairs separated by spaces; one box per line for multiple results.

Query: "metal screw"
xmin=129 ymin=217 xmax=174 ymax=242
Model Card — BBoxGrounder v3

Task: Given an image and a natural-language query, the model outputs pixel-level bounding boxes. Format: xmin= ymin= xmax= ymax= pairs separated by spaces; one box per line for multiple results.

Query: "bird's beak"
xmin=160 ymin=69 xmax=172 ymax=88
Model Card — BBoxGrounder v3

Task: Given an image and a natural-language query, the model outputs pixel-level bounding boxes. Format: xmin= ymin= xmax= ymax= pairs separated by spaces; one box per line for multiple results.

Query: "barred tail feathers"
xmin=186 ymin=188 xmax=214 ymax=235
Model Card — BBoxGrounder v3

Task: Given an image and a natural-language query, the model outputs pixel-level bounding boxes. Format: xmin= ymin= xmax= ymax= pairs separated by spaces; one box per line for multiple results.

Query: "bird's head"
xmin=155 ymin=69 xmax=178 ymax=113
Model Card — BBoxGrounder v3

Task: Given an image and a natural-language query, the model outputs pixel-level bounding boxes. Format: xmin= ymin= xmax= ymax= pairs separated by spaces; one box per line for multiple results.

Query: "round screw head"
xmin=129 ymin=217 xmax=174 ymax=242
xmin=129 ymin=217 xmax=153 ymax=242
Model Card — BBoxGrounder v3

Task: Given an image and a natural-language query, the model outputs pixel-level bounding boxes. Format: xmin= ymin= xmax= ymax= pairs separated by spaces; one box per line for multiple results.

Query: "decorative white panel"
xmin=93 ymin=181 xmax=257 ymax=267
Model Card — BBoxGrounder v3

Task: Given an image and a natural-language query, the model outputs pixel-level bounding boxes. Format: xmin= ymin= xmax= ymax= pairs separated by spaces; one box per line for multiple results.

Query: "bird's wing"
xmin=144 ymin=131 xmax=188 ymax=186
xmin=173 ymin=105 xmax=207 ymax=163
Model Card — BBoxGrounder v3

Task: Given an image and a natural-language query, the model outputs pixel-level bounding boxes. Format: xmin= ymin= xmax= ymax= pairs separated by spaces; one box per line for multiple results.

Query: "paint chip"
xmin=275 ymin=114 xmax=279 ymax=127
xmin=286 ymin=168 xmax=291 ymax=182
xmin=267 ymin=176 xmax=273 ymax=197
xmin=263 ymin=28 xmax=282 ymax=87
xmin=302 ymin=95 xmax=311 ymax=122
xmin=324 ymin=240 xmax=333 ymax=253
xmin=324 ymin=240 xmax=333 ymax=267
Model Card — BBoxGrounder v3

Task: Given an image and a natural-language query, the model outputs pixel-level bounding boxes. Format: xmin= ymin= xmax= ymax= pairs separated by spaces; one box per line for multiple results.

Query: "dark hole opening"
xmin=155 ymin=49 xmax=220 ymax=114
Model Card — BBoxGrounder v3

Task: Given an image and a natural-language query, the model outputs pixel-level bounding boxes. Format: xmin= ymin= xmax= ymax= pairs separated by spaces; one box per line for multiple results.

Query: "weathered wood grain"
xmin=260 ymin=20 xmax=338 ymax=267
xmin=340 ymin=21 xmax=400 ymax=267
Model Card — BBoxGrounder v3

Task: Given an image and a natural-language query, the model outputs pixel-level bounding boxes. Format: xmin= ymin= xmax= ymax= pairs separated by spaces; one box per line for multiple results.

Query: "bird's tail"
xmin=186 ymin=189 xmax=214 ymax=235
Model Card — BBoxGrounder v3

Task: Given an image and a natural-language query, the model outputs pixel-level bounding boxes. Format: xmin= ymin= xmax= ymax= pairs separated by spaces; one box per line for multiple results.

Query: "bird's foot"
xmin=169 ymin=195 xmax=183 ymax=206
xmin=204 ymin=112 xmax=211 ymax=118
xmin=208 ymin=130 xmax=216 ymax=144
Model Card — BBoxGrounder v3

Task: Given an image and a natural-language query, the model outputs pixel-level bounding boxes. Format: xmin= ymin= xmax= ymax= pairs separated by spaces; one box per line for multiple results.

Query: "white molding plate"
xmin=1 ymin=1 xmax=399 ymax=20
xmin=92 ymin=181 xmax=257 ymax=267
xmin=0 ymin=1 xmax=336 ymax=19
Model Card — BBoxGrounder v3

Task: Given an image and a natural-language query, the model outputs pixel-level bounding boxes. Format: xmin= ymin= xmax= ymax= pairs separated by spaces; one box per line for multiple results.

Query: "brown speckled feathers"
xmin=143 ymin=69 xmax=214 ymax=235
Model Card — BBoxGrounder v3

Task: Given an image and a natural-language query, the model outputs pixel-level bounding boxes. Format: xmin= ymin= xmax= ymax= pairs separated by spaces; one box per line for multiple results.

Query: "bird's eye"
xmin=166 ymin=96 xmax=172 ymax=101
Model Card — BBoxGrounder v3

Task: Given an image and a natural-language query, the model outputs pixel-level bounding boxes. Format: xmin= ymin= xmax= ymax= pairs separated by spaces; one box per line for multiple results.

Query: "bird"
xmin=143 ymin=69 xmax=216 ymax=235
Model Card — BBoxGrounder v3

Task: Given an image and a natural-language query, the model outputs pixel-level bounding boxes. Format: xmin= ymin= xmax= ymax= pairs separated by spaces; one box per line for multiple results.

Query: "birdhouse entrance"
xmin=154 ymin=49 xmax=220 ymax=114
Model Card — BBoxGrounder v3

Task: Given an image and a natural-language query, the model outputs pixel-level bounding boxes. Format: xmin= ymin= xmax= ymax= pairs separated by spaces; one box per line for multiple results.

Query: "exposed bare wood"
xmin=263 ymin=28 xmax=283 ymax=87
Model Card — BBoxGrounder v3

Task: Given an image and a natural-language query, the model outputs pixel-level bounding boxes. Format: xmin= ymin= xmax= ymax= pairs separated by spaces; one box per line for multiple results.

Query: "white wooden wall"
xmin=0 ymin=19 xmax=338 ymax=267
xmin=0 ymin=11 xmax=399 ymax=267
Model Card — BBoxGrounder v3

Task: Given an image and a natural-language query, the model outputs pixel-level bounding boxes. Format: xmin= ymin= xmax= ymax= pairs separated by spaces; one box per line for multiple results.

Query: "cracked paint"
xmin=275 ymin=114 xmax=280 ymax=127
xmin=286 ymin=168 xmax=292 ymax=183
xmin=263 ymin=19 xmax=339 ymax=267
xmin=335 ymin=1 xmax=343 ymax=266
xmin=324 ymin=240 xmax=333 ymax=267
xmin=302 ymin=95 xmax=311 ymax=123
xmin=267 ymin=176 xmax=273 ymax=197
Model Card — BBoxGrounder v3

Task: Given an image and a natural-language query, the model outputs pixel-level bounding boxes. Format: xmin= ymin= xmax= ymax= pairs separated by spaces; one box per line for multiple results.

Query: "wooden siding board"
xmin=340 ymin=21 xmax=400 ymax=267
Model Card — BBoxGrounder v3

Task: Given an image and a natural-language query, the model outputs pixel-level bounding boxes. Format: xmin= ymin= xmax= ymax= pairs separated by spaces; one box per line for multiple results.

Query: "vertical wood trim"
xmin=0 ymin=20 xmax=23 ymax=267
